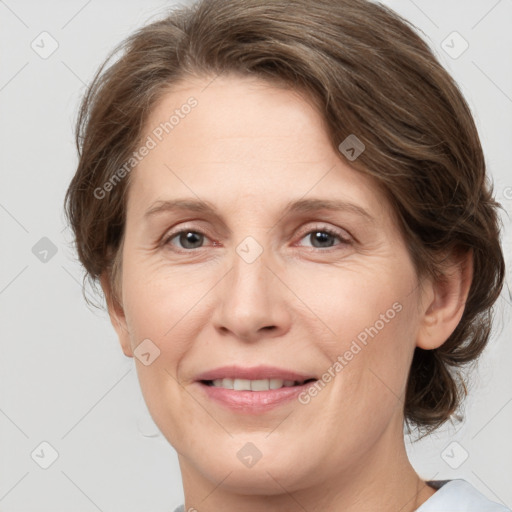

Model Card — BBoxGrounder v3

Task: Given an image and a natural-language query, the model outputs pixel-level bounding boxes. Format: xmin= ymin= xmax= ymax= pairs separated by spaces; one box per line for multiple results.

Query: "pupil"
xmin=181 ymin=232 xmax=202 ymax=249
xmin=313 ymin=231 xmax=333 ymax=247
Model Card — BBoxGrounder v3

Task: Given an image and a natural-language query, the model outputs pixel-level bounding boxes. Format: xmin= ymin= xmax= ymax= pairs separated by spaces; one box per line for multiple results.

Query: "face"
xmin=108 ymin=74 xmax=431 ymax=494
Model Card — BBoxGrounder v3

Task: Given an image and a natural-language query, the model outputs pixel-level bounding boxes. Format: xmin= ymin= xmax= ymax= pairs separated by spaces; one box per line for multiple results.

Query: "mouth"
xmin=194 ymin=366 xmax=318 ymax=413
xmin=200 ymin=377 xmax=317 ymax=391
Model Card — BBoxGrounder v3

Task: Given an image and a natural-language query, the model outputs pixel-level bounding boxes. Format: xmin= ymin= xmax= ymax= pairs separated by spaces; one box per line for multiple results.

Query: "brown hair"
xmin=64 ymin=0 xmax=505 ymax=432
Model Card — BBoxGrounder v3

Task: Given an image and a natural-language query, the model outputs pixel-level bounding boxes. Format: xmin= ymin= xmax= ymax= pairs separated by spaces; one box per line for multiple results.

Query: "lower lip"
xmin=196 ymin=381 xmax=316 ymax=413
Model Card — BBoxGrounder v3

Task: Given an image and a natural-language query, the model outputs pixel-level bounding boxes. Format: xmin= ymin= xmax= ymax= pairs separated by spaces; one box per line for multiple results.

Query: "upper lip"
xmin=195 ymin=365 xmax=317 ymax=382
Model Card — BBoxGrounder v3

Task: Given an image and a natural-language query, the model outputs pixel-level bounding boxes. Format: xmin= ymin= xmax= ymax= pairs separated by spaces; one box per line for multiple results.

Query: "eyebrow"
xmin=143 ymin=197 xmax=375 ymax=223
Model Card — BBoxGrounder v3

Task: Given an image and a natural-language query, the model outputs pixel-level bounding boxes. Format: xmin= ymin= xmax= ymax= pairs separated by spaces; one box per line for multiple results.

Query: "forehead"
xmin=127 ymin=74 xmax=393 ymax=224
xmin=146 ymin=74 xmax=328 ymax=158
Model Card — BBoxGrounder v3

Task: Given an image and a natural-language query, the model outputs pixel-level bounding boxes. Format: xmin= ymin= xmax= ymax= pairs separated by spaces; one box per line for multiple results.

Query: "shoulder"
xmin=417 ymin=479 xmax=511 ymax=512
xmin=172 ymin=506 xmax=185 ymax=512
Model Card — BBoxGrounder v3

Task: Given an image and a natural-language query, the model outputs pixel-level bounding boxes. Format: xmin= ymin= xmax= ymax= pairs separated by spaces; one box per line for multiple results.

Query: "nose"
xmin=211 ymin=240 xmax=292 ymax=343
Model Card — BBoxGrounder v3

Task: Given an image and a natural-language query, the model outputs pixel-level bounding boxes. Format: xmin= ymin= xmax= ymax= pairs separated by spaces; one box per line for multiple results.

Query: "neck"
xmin=177 ymin=416 xmax=436 ymax=512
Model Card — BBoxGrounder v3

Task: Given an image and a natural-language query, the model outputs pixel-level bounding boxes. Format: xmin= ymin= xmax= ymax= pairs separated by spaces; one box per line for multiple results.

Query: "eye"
xmin=163 ymin=229 xmax=211 ymax=250
xmin=297 ymin=225 xmax=351 ymax=249
xmin=162 ymin=225 xmax=351 ymax=252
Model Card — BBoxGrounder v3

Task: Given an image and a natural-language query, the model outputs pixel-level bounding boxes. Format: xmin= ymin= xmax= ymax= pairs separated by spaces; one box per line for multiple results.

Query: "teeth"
xmin=212 ymin=378 xmax=232 ymax=389
xmin=210 ymin=378 xmax=305 ymax=391
xmin=222 ymin=378 xmax=234 ymax=389
xmin=251 ymin=379 xmax=270 ymax=391
xmin=269 ymin=378 xmax=284 ymax=389
xmin=233 ymin=378 xmax=251 ymax=391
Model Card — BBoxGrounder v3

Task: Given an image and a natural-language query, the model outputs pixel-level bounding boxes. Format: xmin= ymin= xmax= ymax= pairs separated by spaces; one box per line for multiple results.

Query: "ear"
xmin=100 ymin=273 xmax=133 ymax=358
xmin=416 ymin=249 xmax=473 ymax=350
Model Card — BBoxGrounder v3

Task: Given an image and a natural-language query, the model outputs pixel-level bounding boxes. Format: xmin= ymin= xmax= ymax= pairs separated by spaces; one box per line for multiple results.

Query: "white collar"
xmin=416 ymin=479 xmax=510 ymax=511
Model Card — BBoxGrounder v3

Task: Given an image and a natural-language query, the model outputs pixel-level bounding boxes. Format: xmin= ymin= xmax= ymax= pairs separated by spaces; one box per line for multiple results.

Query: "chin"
xmin=180 ymin=437 xmax=317 ymax=494
xmin=206 ymin=461 xmax=308 ymax=495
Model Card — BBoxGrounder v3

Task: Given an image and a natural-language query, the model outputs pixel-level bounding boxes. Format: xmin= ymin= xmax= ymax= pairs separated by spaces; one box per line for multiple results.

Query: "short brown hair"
xmin=64 ymin=0 xmax=505 ymax=432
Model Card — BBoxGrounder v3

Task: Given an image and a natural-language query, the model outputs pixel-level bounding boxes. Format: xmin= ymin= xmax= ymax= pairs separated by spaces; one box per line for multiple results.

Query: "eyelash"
xmin=161 ymin=224 xmax=351 ymax=252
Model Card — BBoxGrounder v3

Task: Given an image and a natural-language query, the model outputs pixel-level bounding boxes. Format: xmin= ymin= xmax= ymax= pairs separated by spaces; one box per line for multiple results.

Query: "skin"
xmin=101 ymin=74 xmax=473 ymax=512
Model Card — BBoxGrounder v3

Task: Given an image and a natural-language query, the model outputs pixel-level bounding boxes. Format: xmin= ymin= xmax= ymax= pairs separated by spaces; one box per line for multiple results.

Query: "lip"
xmin=196 ymin=381 xmax=316 ymax=413
xmin=195 ymin=365 xmax=316 ymax=382
xmin=194 ymin=365 xmax=318 ymax=414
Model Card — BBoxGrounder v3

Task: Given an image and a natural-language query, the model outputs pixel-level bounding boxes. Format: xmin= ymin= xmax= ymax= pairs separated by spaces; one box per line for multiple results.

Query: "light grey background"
xmin=0 ymin=1 xmax=511 ymax=511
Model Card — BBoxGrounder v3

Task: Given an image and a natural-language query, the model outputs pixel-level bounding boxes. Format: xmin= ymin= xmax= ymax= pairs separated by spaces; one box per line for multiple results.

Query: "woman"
xmin=64 ymin=0 xmax=508 ymax=510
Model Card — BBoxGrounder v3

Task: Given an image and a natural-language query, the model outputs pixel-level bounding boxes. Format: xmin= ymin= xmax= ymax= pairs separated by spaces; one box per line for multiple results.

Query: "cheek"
xmin=121 ymin=252 xmax=213 ymax=347
xmin=120 ymin=258 xmax=204 ymax=444
xmin=294 ymin=257 xmax=418 ymax=409
xmin=290 ymin=257 xmax=416 ymax=349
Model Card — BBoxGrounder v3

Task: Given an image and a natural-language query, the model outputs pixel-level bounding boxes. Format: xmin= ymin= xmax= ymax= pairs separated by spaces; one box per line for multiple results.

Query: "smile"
xmin=202 ymin=377 xmax=316 ymax=391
